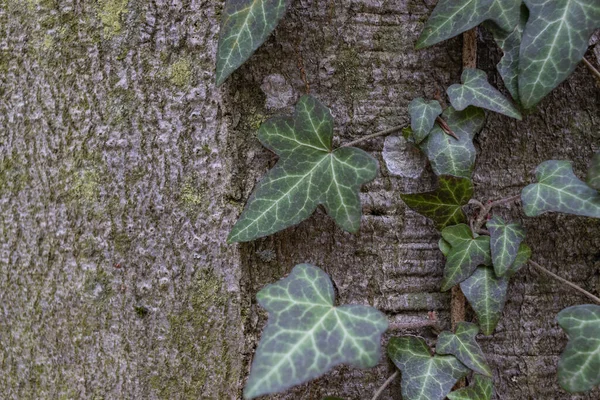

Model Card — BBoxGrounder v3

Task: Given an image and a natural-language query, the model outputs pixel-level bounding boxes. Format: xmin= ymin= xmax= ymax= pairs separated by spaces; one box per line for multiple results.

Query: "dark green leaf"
xmin=556 ymin=304 xmax=600 ymax=393
xmin=441 ymin=236 xmax=492 ymax=291
xmin=441 ymin=223 xmax=476 ymax=247
xmin=460 ymin=267 xmax=508 ymax=335
xmin=420 ymin=106 xmax=485 ymax=178
xmin=447 ymin=375 xmax=494 ymax=400
xmin=437 ymin=322 xmax=492 ymax=377
xmin=587 ymin=151 xmax=600 ymax=190
xmin=388 ymin=336 xmax=469 ymax=400
xmin=216 ymin=0 xmax=289 ymax=85
xmin=401 ymin=175 xmax=474 ymax=230
xmin=505 ymin=243 xmax=531 ymax=278
xmin=416 ymin=0 xmax=521 ymax=49
xmin=447 ymin=69 xmax=522 ymax=120
xmin=244 ymin=264 xmax=388 ymax=399
xmin=521 ymin=160 xmax=600 ymax=218
xmin=518 ymin=0 xmax=600 ymax=108
xmin=228 ymin=95 xmax=378 ymax=243
xmin=409 ymin=98 xmax=443 ymax=143
xmin=487 ymin=216 xmax=526 ymax=277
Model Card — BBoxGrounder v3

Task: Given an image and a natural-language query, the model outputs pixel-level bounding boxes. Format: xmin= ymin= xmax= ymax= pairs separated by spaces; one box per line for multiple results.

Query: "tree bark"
xmin=1 ymin=0 xmax=599 ymax=399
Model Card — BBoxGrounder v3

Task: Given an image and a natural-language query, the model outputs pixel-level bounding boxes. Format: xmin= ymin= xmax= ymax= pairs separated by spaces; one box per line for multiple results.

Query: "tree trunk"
xmin=1 ymin=0 xmax=599 ymax=399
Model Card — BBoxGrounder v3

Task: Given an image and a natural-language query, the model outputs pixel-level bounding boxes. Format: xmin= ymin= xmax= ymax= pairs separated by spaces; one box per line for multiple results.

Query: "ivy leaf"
xmin=460 ymin=267 xmax=508 ymax=335
xmin=409 ymin=98 xmax=443 ymax=143
xmin=228 ymin=95 xmax=378 ymax=243
xmin=505 ymin=243 xmax=531 ymax=278
xmin=388 ymin=336 xmax=469 ymax=400
xmin=401 ymin=175 xmax=474 ymax=230
xmin=244 ymin=264 xmax=388 ymax=399
xmin=439 ymin=238 xmax=452 ymax=257
xmin=484 ymin=5 xmax=528 ymax=102
xmin=447 ymin=375 xmax=494 ymax=400
xmin=416 ymin=0 xmax=521 ymax=49
xmin=420 ymin=106 xmax=485 ymax=178
xmin=216 ymin=0 xmax=289 ymax=85
xmin=441 ymin=223 xmax=476 ymax=247
xmin=487 ymin=216 xmax=526 ymax=277
xmin=518 ymin=0 xmax=600 ymax=109
xmin=556 ymin=304 xmax=600 ymax=393
xmin=437 ymin=322 xmax=492 ymax=377
xmin=441 ymin=236 xmax=492 ymax=291
xmin=447 ymin=69 xmax=522 ymax=120
xmin=521 ymin=160 xmax=600 ymax=218
xmin=587 ymin=151 xmax=600 ymax=191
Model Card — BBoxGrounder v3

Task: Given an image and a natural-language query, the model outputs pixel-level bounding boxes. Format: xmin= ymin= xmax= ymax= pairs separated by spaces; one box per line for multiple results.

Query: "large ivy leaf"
xmin=244 ymin=264 xmax=388 ymax=399
xmin=587 ymin=151 xmax=600 ymax=190
xmin=441 ymin=236 xmax=492 ymax=291
xmin=442 ymin=223 xmax=476 ymax=247
xmin=487 ymin=216 xmax=526 ymax=277
xmin=447 ymin=375 xmax=494 ymax=400
xmin=388 ymin=336 xmax=469 ymax=400
xmin=409 ymin=98 xmax=443 ymax=143
xmin=557 ymin=304 xmax=600 ymax=393
xmin=447 ymin=69 xmax=522 ymax=120
xmin=228 ymin=96 xmax=378 ymax=243
xmin=518 ymin=0 xmax=600 ymax=109
xmin=216 ymin=0 xmax=289 ymax=85
xmin=401 ymin=175 xmax=474 ymax=230
xmin=437 ymin=322 xmax=492 ymax=377
xmin=416 ymin=0 xmax=521 ymax=49
xmin=505 ymin=243 xmax=531 ymax=278
xmin=460 ymin=267 xmax=508 ymax=335
xmin=521 ymin=160 xmax=600 ymax=218
xmin=420 ymin=106 xmax=485 ymax=178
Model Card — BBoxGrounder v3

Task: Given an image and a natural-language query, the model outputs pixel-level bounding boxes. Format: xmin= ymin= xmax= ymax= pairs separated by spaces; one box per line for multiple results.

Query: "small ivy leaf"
xmin=505 ymin=243 xmax=531 ymax=278
xmin=437 ymin=322 xmax=493 ymax=377
xmin=439 ymin=238 xmax=452 ymax=257
xmin=216 ymin=0 xmax=290 ymax=86
xmin=441 ymin=223 xmax=476 ymax=247
xmin=441 ymin=236 xmax=492 ymax=291
xmin=484 ymin=5 xmax=529 ymax=102
xmin=521 ymin=160 xmax=600 ymax=218
xmin=556 ymin=304 xmax=600 ymax=393
xmin=388 ymin=336 xmax=469 ymax=400
xmin=420 ymin=106 xmax=485 ymax=178
xmin=518 ymin=0 xmax=600 ymax=109
xmin=447 ymin=375 xmax=494 ymax=400
xmin=587 ymin=151 xmax=600 ymax=190
xmin=409 ymin=98 xmax=443 ymax=143
xmin=228 ymin=95 xmax=378 ymax=243
xmin=416 ymin=0 xmax=521 ymax=49
xmin=447 ymin=69 xmax=522 ymax=120
xmin=244 ymin=264 xmax=388 ymax=399
xmin=460 ymin=267 xmax=508 ymax=335
xmin=401 ymin=175 xmax=474 ymax=230
xmin=487 ymin=216 xmax=526 ymax=277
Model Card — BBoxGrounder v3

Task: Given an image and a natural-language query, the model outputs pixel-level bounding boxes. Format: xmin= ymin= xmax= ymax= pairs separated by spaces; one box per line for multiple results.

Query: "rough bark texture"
xmin=1 ymin=0 xmax=599 ymax=399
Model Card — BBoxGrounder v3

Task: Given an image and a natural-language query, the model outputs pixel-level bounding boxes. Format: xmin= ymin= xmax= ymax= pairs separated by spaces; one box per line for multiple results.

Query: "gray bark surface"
xmin=1 ymin=0 xmax=599 ymax=399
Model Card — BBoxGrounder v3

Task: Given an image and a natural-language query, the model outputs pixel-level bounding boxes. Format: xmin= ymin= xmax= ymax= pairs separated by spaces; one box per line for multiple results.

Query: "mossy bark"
xmin=1 ymin=0 xmax=599 ymax=399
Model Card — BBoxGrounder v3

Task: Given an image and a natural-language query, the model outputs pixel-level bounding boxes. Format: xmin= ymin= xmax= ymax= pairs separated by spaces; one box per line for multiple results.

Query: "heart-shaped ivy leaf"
xmin=447 ymin=375 xmax=494 ymax=400
xmin=441 ymin=236 xmax=492 ymax=291
xmin=505 ymin=243 xmax=531 ymax=278
xmin=518 ymin=0 xmax=600 ymax=109
xmin=487 ymin=216 xmax=526 ymax=277
xmin=401 ymin=175 xmax=474 ymax=230
xmin=437 ymin=322 xmax=492 ymax=377
xmin=521 ymin=160 xmax=600 ymax=218
xmin=416 ymin=0 xmax=521 ymax=49
xmin=420 ymin=106 xmax=485 ymax=178
xmin=460 ymin=267 xmax=508 ymax=335
xmin=228 ymin=95 xmax=378 ymax=243
xmin=244 ymin=264 xmax=388 ymax=399
xmin=216 ymin=0 xmax=290 ymax=85
xmin=409 ymin=98 xmax=443 ymax=143
xmin=556 ymin=304 xmax=600 ymax=393
xmin=447 ymin=69 xmax=522 ymax=120
xmin=388 ymin=336 xmax=469 ymax=400
xmin=587 ymin=151 xmax=600 ymax=191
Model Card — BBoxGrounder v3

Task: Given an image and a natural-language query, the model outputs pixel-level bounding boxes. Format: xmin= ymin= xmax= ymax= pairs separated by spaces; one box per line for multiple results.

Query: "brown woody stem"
xmin=341 ymin=125 xmax=405 ymax=148
xmin=371 ymin=371 xmax=399 ymax=400
xmin=528 ymin=260 xmax=600 ymax=304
